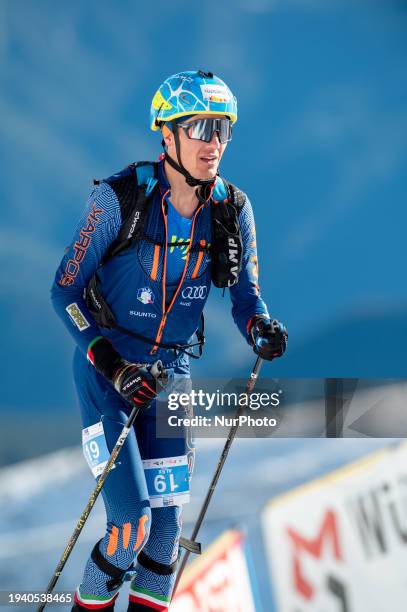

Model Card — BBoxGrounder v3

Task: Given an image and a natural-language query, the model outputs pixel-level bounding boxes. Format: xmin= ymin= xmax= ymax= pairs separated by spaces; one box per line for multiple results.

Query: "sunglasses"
xmin=177 ymin=118 xmax=233 ymax=144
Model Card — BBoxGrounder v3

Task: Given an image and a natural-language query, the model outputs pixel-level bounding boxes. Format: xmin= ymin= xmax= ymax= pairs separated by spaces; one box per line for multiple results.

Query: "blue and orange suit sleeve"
xmin=50 ymin=182 xmax=121 ymax=355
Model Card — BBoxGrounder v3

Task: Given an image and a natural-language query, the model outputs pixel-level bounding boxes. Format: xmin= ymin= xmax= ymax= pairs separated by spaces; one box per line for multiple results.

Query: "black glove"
xmin=87 ymin=336 xmax=167 ymax=409
xmin=249 ymin=316 xmax=288 ymax=360
xmin=112 ymin=362 xmax=163 ymax=409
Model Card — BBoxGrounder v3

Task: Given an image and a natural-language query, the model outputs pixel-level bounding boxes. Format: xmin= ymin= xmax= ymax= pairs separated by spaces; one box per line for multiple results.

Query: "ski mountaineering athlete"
xmin=51 ymin=70 xmax=287 ymax=611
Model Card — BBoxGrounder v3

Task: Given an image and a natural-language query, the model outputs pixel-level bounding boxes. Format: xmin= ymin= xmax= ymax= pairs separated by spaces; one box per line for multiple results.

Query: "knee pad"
xmin=91 ymin=539 xmax=136 ymax=591
xmin=137 ymin=549 xmax=178 ymax=576
xmin=91 ymin=509 xmax=151 ymax=592
xmin=104 ymin=511 xmax=151 ymax=559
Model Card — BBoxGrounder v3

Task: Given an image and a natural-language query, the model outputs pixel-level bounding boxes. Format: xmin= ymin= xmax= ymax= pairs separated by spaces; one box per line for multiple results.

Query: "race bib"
xmin=143 ymin=456 xmax=190 ymax=508
xmin=82 ymin=421 xmax=114 ymax=478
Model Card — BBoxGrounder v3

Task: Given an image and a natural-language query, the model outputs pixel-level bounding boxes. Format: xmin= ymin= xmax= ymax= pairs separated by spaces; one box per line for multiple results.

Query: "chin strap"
xmin=163 ymin=121 xmax=216 ymax=202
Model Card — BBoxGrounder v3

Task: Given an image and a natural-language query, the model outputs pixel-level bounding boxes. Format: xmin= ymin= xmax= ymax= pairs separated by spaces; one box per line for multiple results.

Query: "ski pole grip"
xmin=150 ymin=360 xmax=168 ymax=389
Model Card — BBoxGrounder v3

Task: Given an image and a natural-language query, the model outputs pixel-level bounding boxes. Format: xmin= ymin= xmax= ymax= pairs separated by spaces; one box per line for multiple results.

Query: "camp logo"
xmin=137 ymin=287 xmax=154 ymax=305
xmin=66 ymin=303 xmax=90 ymax=331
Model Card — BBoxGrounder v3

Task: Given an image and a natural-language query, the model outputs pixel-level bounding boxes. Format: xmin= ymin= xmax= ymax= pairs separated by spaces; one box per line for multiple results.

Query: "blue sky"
xmin=0 ymin=0 xmax=406 ymax=414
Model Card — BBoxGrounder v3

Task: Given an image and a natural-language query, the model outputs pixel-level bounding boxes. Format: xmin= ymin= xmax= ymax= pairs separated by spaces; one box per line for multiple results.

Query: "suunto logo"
xmin=129 ymin=311 xmax=157 ymax=318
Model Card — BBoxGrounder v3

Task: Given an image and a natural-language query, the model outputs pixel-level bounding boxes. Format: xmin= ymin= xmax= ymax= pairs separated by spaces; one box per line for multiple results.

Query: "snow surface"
xmin=0 ymin=437 xmax=398 ymax=611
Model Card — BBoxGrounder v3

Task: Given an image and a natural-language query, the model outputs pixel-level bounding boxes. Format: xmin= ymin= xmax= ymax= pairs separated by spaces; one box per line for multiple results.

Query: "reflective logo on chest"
xmin=181 ymin=286 xmax=207 ymax=300
xmin=137 ymin=286 xmax=155 ymax=305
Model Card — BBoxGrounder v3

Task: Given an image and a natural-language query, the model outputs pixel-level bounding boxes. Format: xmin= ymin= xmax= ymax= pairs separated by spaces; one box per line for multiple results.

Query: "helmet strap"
xmin=163 ymin=121 xmax=216 ymax=193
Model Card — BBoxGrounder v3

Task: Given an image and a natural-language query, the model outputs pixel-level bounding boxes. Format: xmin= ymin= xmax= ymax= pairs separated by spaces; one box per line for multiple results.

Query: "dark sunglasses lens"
xmin=218 ymin=120 xmax=232 ymax=143
xmin=185 ymin=119 xmax=232 ymax=143
xmin=187 ymin=120 xmax=213 ymax=142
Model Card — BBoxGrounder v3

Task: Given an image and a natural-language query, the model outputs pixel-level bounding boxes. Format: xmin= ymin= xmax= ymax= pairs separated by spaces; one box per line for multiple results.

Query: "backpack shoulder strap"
xmin=210 ymin=176 xmax=245 ymax=288
xmin=97 ymin=161 xmax=158 ymax=263
xmin=224 ymin=180 xmax=246 ymax=211
xmin=212 ymin=176 xmax=246 ymax=211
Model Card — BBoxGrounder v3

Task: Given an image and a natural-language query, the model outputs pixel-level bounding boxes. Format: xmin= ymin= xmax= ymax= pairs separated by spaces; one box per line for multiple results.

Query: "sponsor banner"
xmin=172 ymin=529 xmax=259 ymax=612
xmin=262 ymin=442 xmax=407 ymax=612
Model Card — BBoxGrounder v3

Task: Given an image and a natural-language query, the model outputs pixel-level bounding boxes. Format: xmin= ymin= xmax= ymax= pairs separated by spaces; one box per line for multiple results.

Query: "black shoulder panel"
xmin=211 ymin=180 xmax=244 ymax=289
xmin=99 ymin=162 xmax=158 ymax=263
xmin=104 ymin=163 xmax=139 ymax=225
xmin=225 ymin=181 xmax=246 ymax=211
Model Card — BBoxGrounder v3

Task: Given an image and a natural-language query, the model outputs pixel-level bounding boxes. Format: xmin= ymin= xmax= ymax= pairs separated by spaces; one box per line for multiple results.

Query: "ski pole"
xmin=38 ymin=362 xmax=166 ymax=612
xmin=173 ymin=355 xmax=264 ymax=594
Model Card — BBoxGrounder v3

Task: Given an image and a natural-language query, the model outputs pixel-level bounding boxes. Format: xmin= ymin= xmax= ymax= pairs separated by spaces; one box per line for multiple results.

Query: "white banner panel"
xmin=262 ymin=442 xmax=407 ymax=612
xmin=172 ymin=529 xmax=258 ymax=612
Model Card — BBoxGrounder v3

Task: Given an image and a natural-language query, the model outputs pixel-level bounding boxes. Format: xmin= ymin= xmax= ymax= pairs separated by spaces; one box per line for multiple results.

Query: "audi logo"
xmin=181 ymin=286 xmax=208 ymax=300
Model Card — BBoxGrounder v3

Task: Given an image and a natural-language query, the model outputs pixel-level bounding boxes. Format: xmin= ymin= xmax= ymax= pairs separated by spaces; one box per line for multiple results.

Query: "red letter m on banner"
xmin=286 ymin=509 xmax=342 ymax=600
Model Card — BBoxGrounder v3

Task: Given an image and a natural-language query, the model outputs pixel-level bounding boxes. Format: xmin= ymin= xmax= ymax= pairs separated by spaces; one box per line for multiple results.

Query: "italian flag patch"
xmin=129 ymin=586 xmax=170 ymax=611
xmin=75 ymin=588 xmax=118 ymax=609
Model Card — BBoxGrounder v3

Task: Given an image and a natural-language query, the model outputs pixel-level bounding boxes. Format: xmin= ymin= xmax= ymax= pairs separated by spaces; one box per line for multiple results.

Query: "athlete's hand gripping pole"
xmin=173 ymin=355 xmax=264 ymax=595
xmin=37 ymin=360 xmax=167 ymax=612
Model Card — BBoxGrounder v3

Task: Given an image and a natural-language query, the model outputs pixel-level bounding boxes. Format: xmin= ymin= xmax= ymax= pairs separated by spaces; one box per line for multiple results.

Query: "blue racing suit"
xmin=51 ymin=158 xmax=269 ymax=610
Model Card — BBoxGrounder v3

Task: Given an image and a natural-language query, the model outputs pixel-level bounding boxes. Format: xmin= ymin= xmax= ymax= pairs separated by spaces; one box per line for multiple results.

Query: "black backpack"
xmin=86 ymin=161 xmax=246 ymax=358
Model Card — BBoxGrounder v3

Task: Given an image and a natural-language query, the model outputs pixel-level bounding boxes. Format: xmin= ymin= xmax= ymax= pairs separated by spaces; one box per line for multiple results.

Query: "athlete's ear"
xmin=161 ymin=124 xmax=173 ymax=149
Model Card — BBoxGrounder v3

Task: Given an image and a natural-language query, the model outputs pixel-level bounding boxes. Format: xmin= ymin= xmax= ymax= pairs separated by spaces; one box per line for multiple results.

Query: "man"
xmin=51 ymin=70 xmax=287 ymax=611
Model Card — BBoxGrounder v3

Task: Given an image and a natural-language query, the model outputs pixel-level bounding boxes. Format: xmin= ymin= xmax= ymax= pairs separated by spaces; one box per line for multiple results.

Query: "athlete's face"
xmin=164 ymin=114 xmax=229 ymax=180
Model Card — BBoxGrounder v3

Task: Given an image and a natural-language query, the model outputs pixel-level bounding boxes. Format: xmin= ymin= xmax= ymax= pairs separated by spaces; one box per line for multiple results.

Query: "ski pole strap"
xmin=137 ymin=550 xmax=177 ymax=575
xmin=179 ymin=536 xmax=201 ymax=555
xmin=91 ymin=539 xmax=135 ymax=590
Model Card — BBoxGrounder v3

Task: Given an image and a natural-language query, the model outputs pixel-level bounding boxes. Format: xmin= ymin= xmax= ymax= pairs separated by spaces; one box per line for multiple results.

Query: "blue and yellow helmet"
xmin=150 ymin=70 xmax=238 ymax=131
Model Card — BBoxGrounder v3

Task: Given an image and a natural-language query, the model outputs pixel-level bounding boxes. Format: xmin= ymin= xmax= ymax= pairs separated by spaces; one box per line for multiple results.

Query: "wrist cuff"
xmin=87 ymin=336 xmax=104 ymax=366
xmin=247 ymin=314 xmax=269 ymax=335
xmin=87 ymin=336 xmax=122 ymax=380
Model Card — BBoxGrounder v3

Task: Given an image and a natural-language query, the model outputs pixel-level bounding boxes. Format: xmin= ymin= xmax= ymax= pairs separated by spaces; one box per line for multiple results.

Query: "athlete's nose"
xmin=210 ymin=131 xmax=221 ymax=146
